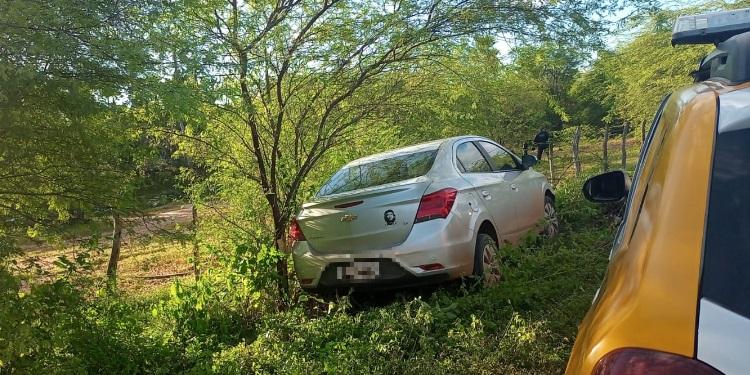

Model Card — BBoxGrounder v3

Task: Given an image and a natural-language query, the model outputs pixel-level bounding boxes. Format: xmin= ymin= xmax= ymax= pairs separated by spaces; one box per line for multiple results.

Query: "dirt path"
xmin=21 ymin=203 xmax=194 ymax=253
xmin=16 ymin=203 xmax=196 ymax=293
xmin=121 ymin=203 xmax=194 ymax=244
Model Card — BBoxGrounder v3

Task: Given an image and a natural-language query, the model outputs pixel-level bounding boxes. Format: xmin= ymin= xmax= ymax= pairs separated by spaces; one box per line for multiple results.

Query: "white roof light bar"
xmin=673 ymin=8 xmax=750 ymax=45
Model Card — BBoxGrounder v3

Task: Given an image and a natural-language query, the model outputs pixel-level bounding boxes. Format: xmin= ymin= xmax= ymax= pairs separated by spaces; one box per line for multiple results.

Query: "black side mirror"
xmin=582 ymin=170 xmax=631 ymax=203
xmin=521 ymin=154 xmax=538 ymax=169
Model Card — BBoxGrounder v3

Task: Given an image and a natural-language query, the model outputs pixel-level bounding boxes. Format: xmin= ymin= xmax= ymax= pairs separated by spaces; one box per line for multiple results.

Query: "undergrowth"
xmin=0 ymin=178 xmax=617 ymax=374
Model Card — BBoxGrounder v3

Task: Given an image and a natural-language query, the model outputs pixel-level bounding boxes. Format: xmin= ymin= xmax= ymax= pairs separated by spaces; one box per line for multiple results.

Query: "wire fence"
xmin=517 ymin=125 xmax=644 ymax=187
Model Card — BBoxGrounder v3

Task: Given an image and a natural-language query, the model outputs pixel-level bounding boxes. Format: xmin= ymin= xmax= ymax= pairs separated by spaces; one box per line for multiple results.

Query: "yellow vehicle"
xmin=566 ymin=9 xmax=750 ymax=375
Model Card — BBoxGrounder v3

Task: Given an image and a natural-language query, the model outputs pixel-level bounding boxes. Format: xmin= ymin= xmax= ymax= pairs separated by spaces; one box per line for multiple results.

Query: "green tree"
xmin=610 ymin=11 xmax=708 ymax=134
xmin=150 ymin=0 xmax=643 ymax=299
xmin=390 ymin=37 xmax=549 ymax=148
xmin=570 ymin=51 xmax=617 ymax=130
xmin=0 ymin=0 xmax=162 ymax=284
xmin=511 ymin=43 xmax=586 ymax=131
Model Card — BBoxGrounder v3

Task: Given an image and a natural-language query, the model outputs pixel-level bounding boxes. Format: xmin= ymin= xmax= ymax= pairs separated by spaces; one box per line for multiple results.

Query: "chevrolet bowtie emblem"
xmin=340 ymin=214 xmax=358 ymax=222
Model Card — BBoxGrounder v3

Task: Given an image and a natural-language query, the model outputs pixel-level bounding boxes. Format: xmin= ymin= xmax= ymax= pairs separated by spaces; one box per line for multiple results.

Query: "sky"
xmin=493 ymin=0 xmax=728 ymax=61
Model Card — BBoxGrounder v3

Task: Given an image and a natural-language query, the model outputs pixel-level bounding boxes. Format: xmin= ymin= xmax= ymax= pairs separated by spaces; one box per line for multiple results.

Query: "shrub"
xmin=0 ymin=177 xmax=615 ymax=374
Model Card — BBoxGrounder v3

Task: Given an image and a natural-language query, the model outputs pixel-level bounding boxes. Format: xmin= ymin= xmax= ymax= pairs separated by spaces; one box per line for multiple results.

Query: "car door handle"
xmin=510 ymin=184 xmax=519 ymax=191
xmin=481 ymin=190 xmax=491 ymax=199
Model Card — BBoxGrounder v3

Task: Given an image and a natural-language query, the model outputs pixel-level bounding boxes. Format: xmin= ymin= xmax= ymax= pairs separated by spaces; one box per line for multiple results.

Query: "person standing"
xmin=534 ymin=128 xmax=550 ymax=160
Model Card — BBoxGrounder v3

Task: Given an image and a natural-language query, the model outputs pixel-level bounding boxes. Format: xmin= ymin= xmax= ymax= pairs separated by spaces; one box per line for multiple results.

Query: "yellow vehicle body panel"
xmin=565 ymin=84 xmax=721 ymax=374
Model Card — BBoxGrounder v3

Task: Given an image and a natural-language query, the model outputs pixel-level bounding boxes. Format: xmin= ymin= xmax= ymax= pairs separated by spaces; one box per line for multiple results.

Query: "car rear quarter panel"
xmin=566 ymin=87 xmax=718 ymax=374
xmin=516 ymin=168 xmax=550 ymax=232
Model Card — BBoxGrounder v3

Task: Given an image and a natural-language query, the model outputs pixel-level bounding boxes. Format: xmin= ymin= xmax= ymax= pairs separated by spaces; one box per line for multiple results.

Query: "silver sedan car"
xmin=290 ymin=136 xmax=557 ymax=292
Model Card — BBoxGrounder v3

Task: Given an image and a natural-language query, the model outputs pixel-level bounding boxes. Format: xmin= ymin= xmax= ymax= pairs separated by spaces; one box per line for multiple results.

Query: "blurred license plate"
xmin=337 ymin=261 xmax=380 ymax=280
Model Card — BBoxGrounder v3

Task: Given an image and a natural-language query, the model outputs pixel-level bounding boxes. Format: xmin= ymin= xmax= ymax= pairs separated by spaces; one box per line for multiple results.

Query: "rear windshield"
xmin=317 ymin=150 xmax=437 ymax=196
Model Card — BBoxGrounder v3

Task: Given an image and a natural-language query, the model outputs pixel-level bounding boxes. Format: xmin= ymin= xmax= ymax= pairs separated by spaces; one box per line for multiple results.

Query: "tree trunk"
xmin=547 ymin=141 xmax=554 ymax=185
xmin=192 ymin=204 xmax=200 ymax=281
xmin=106 ymin=212 xmax=123 ymax=284
xmin=641 ymin=121 xmax=646 ymax=145
xmin=603 ymin=124 xmax=610 ymax=172
xmin=573 ymin=124 xmax=581 ymax=178
xmin=273 ymin=221 xmax=290 ymax=306
xmin=621 ymin=122 xmax=629 ymax=170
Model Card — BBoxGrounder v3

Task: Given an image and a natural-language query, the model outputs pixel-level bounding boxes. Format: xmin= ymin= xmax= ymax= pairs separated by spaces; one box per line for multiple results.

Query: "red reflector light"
xmin=289 ymin=217 xmax=306 ymax=242
xmin=593 ymin=348 xmax=722 ymax=375
xmin=417 ymin=263 xmax=444 ymax=271
xmin=415 ymin=188 xmax=457 ymax=223
xmin=299 ymin=278 xmax=313 ymax=285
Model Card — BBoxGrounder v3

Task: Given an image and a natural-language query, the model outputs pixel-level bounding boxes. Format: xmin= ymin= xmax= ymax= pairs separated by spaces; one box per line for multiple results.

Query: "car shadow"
xmin=340 ymin=279 xmax=471 ymax=314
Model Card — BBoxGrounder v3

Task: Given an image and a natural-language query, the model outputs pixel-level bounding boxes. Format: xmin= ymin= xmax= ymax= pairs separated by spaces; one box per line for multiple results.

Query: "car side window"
xmin=478 ymin=141 xmax=520 ymax=171
xmin=456 ymin=142 xmax=492 ymax=173
xmin=613 ymin=94 xmax=671 ymax=248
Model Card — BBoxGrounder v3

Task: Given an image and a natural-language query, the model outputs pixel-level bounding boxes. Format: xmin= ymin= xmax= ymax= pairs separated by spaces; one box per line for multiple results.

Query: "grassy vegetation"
xmin=545 ymin=130 xmax=642 ymax=184
xmin=235 ymin=181 xmax=615 ymax=375
xmin=4 ymin=138 xmax=636 ymax=374
xmin=1 ymin=0 xmax=717 ymax=372
xmin=4 ymin=172 xmax=619 ymax=374
xmin=14 ymin=203 xmax=196 ymax=296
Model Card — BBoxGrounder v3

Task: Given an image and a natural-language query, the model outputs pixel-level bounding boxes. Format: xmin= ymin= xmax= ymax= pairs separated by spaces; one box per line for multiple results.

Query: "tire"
xmin=542 ymin=195 xmax=559 ymax=238
xmin=472 ymin=233 xmax=501 ymax=287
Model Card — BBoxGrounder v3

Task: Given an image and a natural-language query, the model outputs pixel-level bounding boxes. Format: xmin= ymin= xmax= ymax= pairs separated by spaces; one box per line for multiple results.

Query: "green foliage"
xmin=0 ymin=177 xmax=615 ymax=374
xmin=155 ymin=242 xmax=284 ymax=337
xmin=568 ymin=4 xmax=750 ymax=132
xmin=0 ymin=0 xmax=168 ymax=252
xmin=569 ymin=51 xmax=618 ymax=129
xmin=0 ymin=270 xmax=182 ymax=374
xmin=391 ymin=37 xmax=551 ymax=148
xmin=510 ymin=42 xmax=586 ymax=127
xmin=608 ymin=21 xmax=710 ymax=128
xmin=0 ymin=0 xmax=723 ymax=373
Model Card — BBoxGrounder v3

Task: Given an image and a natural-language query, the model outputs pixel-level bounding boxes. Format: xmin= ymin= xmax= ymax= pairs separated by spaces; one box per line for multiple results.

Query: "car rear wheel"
xmin=473 ymin=233 xmax=501 ymax=287
xmin=543 ymin=196 xmax=559 ymax=238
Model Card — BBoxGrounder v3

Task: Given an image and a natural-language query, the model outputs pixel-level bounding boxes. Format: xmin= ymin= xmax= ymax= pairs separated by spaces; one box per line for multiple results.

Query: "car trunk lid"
xmin=297 ymin=177 xmax=430 ymax=254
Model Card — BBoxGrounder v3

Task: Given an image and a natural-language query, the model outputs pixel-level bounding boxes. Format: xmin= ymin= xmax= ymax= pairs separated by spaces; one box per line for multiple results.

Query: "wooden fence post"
xmin=547 ymin=142 xmax=555 ymax=184
xmin=573 ymin=124 xmax=581 ymax=178
xmin=602 ymin=124 xmax=610 ymax=172
xmin=192 ymin=204 xmax=200 ymax=281
xmin=621 ymin=122 xmax=629 ymax=170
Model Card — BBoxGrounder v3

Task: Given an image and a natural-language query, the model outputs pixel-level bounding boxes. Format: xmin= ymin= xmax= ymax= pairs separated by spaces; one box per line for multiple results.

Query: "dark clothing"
xmin=534 ymin=130 xmax=550 ymax=160
xmin=534 ymin=130 xmax=550 ymax=145
xmin=536 ymin=146 xmax=546 ymax=160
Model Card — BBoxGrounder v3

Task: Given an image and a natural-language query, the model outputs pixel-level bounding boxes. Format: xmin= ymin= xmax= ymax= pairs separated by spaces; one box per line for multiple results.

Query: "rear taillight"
xmin=415 ymin=188 xmax=457 ymax=223
xmin=289 ymin=217 xmax=306 ymax=242
xmin=593 ymin=348 xmax=722 ymax=375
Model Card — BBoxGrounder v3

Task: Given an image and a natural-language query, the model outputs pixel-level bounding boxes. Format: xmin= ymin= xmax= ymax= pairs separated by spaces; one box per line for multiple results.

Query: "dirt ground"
xmin=16 ymin=204 xmax=196 ymax=295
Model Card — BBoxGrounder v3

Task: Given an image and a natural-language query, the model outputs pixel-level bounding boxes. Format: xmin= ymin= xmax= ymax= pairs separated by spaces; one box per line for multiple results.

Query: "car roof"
xmin=343 ymin=136 xmax=480 ymax=167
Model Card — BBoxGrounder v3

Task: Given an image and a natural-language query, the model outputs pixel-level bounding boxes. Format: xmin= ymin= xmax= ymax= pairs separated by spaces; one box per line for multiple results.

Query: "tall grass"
xmin=0 ymin=177 xmax=617 ymax=374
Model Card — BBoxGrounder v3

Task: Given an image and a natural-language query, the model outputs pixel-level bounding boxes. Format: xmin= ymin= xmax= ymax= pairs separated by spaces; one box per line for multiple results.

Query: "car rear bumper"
xmin=292 ymin=217 xmax=476 ymax=290
xmin=310 ymin=258 xmax=452 ymax=292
